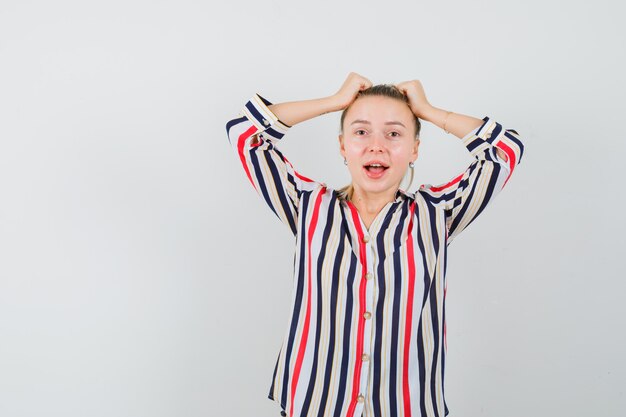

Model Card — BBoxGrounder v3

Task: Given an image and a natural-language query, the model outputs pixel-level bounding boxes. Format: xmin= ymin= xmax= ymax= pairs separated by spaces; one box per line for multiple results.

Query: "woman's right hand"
xmin=331 ymin=72 xmax=373 ymax=111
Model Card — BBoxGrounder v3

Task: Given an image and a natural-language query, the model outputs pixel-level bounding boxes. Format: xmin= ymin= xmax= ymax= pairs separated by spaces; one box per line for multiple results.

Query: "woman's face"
xmin=339 ymin=95 xmax=419 ymax=197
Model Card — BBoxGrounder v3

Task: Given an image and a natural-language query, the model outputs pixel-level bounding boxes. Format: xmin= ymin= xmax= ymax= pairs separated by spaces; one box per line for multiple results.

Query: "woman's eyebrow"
xmin=350 ymin=119 xmax=406 ymax=128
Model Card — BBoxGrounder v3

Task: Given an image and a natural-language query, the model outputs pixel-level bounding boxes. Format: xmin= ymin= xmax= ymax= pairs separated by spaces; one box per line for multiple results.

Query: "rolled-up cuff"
xmin=241 ymin=93 xmax=291 ymax=141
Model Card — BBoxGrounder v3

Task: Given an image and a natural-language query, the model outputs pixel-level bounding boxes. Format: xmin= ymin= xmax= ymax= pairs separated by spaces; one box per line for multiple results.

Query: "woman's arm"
xmin=266 ymin=72 xmax=373 ymax=127
xmin=396 ymin=80 xmax=508 ymax=161
xmin=225 ymin=93 xmax=319 ymax=235
xmin=396 ymin=80 xmax=524 ymax=245
xmin=224 ymin=73 xmax=374 ymax=234
xmin=267 ymin=97 xmax=340 ymax=127
xmin=422 ymin=106 xmax=508 ymax=162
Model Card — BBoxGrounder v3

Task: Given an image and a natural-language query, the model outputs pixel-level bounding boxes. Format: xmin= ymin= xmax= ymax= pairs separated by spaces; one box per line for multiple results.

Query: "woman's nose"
xmin=367 ymin=134 xmax=385 ymax=152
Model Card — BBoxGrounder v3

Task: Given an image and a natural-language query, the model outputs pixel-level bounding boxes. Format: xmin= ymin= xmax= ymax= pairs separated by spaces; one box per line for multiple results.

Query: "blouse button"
xmin=365 ymin=272 xmax=373 ymax=280
xmin=357 ymin=394 xmax=365 ymax=403
xmin=363 ymin=311 xmax=371 ymax=319
xmin=362 ymin=235 xmax=370 ymax=243
xmin=486 ymin=132 xmax=492 ymax=139
xmin=362 ymin=353 xmax=370 ymax=362
xmin=262 ymin=118 xmax=270 ymax=126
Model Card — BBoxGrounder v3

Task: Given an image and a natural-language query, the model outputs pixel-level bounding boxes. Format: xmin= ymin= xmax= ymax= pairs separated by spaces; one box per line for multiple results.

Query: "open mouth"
xmin=363 ymin=163 xmax=389 ymax=179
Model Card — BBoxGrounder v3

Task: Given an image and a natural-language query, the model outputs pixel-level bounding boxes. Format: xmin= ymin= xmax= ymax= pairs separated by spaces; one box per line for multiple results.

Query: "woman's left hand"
xmin=395 ymin=80 xmax=433 ymax=120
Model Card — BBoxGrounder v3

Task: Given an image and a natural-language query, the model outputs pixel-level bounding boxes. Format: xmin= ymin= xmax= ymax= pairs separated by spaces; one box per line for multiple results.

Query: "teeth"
xmin=370 ymin=163 xmax=382 ymax=167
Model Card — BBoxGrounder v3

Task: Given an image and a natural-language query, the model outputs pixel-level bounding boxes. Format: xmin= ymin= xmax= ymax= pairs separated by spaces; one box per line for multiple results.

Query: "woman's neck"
xmin=350 ymin=186 xmax=397 ymax=215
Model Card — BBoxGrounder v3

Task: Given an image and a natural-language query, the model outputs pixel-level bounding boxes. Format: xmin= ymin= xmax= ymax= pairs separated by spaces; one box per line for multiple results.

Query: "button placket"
xmin=357 ymin=233 xmax=376 ymax=406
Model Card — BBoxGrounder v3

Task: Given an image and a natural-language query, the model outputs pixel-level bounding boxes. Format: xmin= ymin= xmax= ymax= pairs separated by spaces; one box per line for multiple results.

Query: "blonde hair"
xmin=337 ymin=84 xmax=420 ymax=201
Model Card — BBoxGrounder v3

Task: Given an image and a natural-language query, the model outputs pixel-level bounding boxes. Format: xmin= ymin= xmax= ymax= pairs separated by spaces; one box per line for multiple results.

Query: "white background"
xmin=1 ymin=1 xmax=624 ymax=416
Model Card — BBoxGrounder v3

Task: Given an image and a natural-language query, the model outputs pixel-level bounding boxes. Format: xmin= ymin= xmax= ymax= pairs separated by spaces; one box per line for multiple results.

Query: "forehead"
xmin=345 ymin=96 xmax=413 ymax=125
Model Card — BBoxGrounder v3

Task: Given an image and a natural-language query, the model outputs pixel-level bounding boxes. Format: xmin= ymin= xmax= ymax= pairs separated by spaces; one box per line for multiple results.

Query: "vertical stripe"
xmin=290 ymin=187 xmax=326 ymax=417
xmin=402 ymin=202 xmax=417 ymax=417
xmin=345 ymin=201 xmax=368 ymax=417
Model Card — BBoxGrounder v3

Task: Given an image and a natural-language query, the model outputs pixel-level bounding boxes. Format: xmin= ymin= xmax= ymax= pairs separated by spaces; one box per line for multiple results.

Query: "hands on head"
xmin=332 ymin=72 xmax=433 ymax=119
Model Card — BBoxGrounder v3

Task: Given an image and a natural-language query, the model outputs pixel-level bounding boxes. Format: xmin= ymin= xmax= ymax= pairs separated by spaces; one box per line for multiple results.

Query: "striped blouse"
xmin=225 ymin=93 xmax=524 ymax=417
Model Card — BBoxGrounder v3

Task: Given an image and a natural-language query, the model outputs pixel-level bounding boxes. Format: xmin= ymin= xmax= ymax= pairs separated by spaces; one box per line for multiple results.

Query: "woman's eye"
xmin=355 ymin=130 xmax=366 ymax=135
xmin=389 ymin=131 xmax=400 ymax=137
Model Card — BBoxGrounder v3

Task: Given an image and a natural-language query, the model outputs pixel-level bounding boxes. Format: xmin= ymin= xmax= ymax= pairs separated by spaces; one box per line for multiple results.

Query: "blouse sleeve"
xmin=225 ymin=93 xmax=320 ymax=235
xmin=417 ymin=116 xmax=525 ymax=246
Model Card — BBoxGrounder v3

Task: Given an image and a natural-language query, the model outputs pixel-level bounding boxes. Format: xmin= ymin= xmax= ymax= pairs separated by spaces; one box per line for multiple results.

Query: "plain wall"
xmin=1 ymin=0 xmax=624 ymax=416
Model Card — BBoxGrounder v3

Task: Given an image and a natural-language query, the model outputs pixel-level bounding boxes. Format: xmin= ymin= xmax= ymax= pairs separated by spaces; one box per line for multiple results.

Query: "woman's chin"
xmin=353 ymin=179 xmax=399 ymax=196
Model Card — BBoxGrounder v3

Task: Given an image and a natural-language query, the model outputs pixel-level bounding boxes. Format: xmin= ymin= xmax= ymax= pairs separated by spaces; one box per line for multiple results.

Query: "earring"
xmin=344 ymin=158 xmax=348 ymax=165
xmin=406 ymin=162 xmax=415 ymax=190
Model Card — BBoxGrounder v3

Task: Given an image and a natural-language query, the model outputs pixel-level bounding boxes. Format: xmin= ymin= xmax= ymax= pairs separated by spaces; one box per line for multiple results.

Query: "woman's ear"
xmin=338 ymin=134 xmax=345 ymax=158
xmin=412 ymin=137 xmax=420 ymax=159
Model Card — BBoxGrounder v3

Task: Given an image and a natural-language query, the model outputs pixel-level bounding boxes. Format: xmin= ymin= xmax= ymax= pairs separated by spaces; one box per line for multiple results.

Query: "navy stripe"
xmin=280 ymin=191 xmax=312 ymax=406
xmin=475 ymin=116 xmax=489 ymax=135
xmin=262 ymin=148 xmax=298 ymax=234
xmin=257 ymin=94 xmax=272 ymax=106
xmin=428 ymin=268 xmax=441 ymax=417
xmin=264 ymin=125 xmax=286 ymax=139
xmin=245 ymin=101 xmax=268 ymax=127
xmin=427 ymin=201 xmax=440 ymax=257
xmin=486 ymin=122 xmax=502 ymax=144
xmin=268 ymin=348 xmax=281 ymax=401
xmin=388 ymin=201 xmax=408 ymax=415
xmin=471 ymin=163 xmax=500 ymax=224
xmin=504 ymin=130 xmax=524 ymax=161
xmin=465 ymin=138 xmax=484 ymax=153
xmin=442 ymin=245 xmax=449 ymax=416
xmin=416 ymin=316 xmax=428 ymax=417
xmin=371 ymin=202 xmax=400 ymax=417
xmin=448 ymin=162 xmax=483 ymax=236
xmin=414 ymin=208 xmax=431 ymax=417
xmin=249 ymin=147 xmax=279 ymax=219
xmin=333 ymin=249 xmax=358 ymax=417
xmin=274 ymin=147 xmax=302 ymax=202
xmin=225 ymin=116 xmax=248 ymax=144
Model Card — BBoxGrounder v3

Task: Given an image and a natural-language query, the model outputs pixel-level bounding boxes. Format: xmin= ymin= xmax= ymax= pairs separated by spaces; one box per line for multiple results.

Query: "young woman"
xmin=225 ymin=72 xmax=524 ymax=417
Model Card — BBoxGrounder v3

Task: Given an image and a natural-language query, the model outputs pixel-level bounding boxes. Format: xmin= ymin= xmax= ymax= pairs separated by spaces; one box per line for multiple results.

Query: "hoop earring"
xmin=401 ymin=162 xmax=415 ymax=191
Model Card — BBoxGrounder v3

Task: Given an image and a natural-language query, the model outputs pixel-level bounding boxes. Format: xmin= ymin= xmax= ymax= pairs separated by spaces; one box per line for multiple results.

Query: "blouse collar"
xmin=336 ymin=187 xmax=414 ymax=203
xmin=394 ymin=188 xmax=415 ymax=202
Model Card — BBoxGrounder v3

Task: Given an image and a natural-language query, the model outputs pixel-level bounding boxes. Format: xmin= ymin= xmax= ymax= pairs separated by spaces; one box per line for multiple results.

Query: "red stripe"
xmin=402 ymin=202 xmax=416 ymax=417
xmin=282 ymin=155 xmax=315 ymax=183
xmin=289 ymin=186 xmax=326 ymax=417
xmin=345 ymin=201 xmax=369 ymax=417
xmin=294 ymin=170 xmax=315 ymax=183
xmin=237 ymin=125 xmax=259 ymax=190
xmin=495 ymin=140 xmax=516 ymax=187
xmin=428 ymin=172 xmax=464 ymax=192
